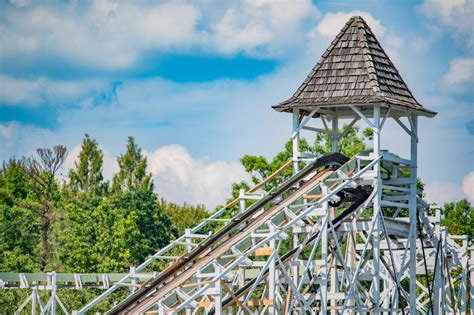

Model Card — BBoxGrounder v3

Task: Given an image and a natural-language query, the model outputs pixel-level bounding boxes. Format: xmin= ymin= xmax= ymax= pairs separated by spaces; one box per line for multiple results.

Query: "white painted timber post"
xmin=347 ymin=230 xmax=356 ymax=310
xmin=292 ymin=108 xmax=300 ymax=175
xmin=409 ymin=113 xmax=418 ymax=314
xmin=331 ymin=116 xmax=338 ymax=153
xmin=214 ymin=280 xmax=222 ymax=315
xmin=239 ymin=189 xmax=246 ymax=213
xmin=460 ymin=237 xmax=468 ymax=314
xmin=470 ymin=247 xmax=474 ymax=313
xmin=321 ymin=185 xmax=329 ymax=314
xmin=373 ymin=105 xmax=382 ymax=314
xmin=292 ymin=227 xmax=299 ymax=291
xmin=183 ymin=230 xmax=192 ymax=315
xmin=130 ymin=266 xmax=137 ymax=294
xmin=32 ymin=287 xmax=37 ymax=315
xmin=51 ymin=272 xmax=57 ymax=315
xmin=330 ymin=115 xmax=338 ymax=315
xmin=441 ymin=227 xmax=447 ymax=314
xmin=433 ymin=208 xmax=441 ymax=315
xmin=268 ymin=224 xmax=276 ymax=315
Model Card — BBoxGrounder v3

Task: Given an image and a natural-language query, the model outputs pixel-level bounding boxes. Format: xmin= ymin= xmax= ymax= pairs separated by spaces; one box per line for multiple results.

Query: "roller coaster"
xmin=1 ymin=15 xmax=473 ymax=315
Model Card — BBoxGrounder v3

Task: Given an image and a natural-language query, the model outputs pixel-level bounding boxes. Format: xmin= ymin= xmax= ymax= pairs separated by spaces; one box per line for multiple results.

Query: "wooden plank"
xmin=247 ymin=299 xmax=274 ymax=307
xmin=180 ymin=280 xmax=212 ymax=289
xmin=250 ymin=160 xmax=292 ymax=192
xmin=223 ymin=160 xmax=292 ymax=209
xmin=197 ymin=301 xmax=213 ymax=308
xmin=303 ymin=194 xmax=323 ymax=199
xmin=254 ymin=247 xmax=273 ymax=257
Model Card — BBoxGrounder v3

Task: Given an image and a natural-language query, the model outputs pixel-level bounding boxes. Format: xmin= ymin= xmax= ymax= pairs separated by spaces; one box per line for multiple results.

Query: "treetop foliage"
xmin=69 ymin=134 xmax=107 ymax=195
xmin=112 ymin=136 xmax=153 ymax=193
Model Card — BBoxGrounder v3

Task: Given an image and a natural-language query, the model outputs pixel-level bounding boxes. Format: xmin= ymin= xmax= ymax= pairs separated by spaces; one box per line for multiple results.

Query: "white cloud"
xmin=0 ymin=0 xmax=320 ymax=70
xmin=424 ymin=181 xmax=467 ymax=205
xmin=146 ymin=145 xmax=249 ymax=209
xmin=0 ymin=122 xmax=53 ymax=161
xmin=0 ymin=75 xmax=107 ymax=107
xmin=462 ymin=172 xmax=474 ymax=201
xmin=61 ymin=142 xmax=250 ymax=209
xmin=316 ymin=11 xmax=385 ymax=39
xmin=419 ymin=0 xmax=474 ymax=51
xmin=9 ymin=0 xmax=30 ymax=8
xmin=443 ymin=57 xmax=474 ymax=86
xmin=1 ymin=1 xmax=202 ymax=70
xmin=211 ymin=0 xmax=319 ymax=56
xmin=419 ymin=0 xmax=474 ymax=91
xmin=425 ymin=172 xmax=474 ymax=205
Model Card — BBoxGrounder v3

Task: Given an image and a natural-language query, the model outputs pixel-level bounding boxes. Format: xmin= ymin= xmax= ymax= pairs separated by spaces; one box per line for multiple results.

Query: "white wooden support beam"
xmin=338 ymin=117 xmax=360 ymax=140
xmin=408 ymin=113 xmax=418 ymax=314
xmin=380 ymin=106 xmax=391 ymax=129
xmin=291 ymin=108 xmax=319 ymax=139
xmin=292 ymin=108 xmax=300 ymax=174
xmin=349 ymin=105 xmax=375 ymax=128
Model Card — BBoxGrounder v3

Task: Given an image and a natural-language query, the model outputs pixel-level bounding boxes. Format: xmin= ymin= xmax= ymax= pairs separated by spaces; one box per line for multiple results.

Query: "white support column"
xmin=331 ymin=116 xmax=338 ymax=153
xmin=441 ymin=228 xmax=447 ymax=314
xmin=268 ymin=224 xmax=276 ymax=315
xmin=184 ymin=230 xmax=193 ymax=315
xmin=382 ymin=275 xmax=389 ymax=315
xmin=51 ymin=272 xmax=57 ymax=315
xmin=32 ymin=288 xmax=37 ymax=315
xmin=239 ymin=189 xmax=246 ymax=213
xmin=130 ymin=266 xmax=137 ymax=294
xmin=329 ymin=115 xmax=339 ymax=314
xmin=214 ymin=281 xmax=222 ymax=315
xmin=292 ymin=108 xmax=300 ymax=174
xmin=409 ymin=113 xmax=418 ymax=313
xmin=292 ymin=228 xmax=299 ymax=290
xmin=460 ymin=237 xmax=468 ymax=314
xmin=470 ymin=248 xmax=474 ymax=313
xmin=433 ymin=209 xmax=441 ymax=315
xmin=320 ymin=185 xmax=329 ymax=314
xmin=346 ymin=231 xmax=357 ymax=310
xmin=330 ymin=206 xmax=337 ymax=315
xmin=373 ymin=105 xmax=382 ymax=314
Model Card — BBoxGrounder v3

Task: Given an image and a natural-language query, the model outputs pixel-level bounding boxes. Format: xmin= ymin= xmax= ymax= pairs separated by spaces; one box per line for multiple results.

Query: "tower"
xmin=273 ymin=15 xmax=436 ymax=313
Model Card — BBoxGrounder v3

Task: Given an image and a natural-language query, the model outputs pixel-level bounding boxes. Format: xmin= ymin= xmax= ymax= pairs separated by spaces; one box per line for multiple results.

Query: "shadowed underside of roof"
xmin=273 ymin=16 xmax=436 ymax=117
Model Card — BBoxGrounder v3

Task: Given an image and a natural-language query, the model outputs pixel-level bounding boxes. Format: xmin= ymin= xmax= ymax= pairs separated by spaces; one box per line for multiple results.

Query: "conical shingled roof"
xmin=273 ymin=16 xmax=436 ymax=117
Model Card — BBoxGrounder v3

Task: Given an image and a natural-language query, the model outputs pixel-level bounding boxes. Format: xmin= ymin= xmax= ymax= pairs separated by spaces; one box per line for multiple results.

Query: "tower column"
xmin=331 ymin=116 xmax=338 ymax=153
xmin=373 ymin=105 xmax=382 ymax=314
xmin=292 ymin=108 xmax=300 ymax=175
xmin=409 ymin=113 xmax=418 ymax=313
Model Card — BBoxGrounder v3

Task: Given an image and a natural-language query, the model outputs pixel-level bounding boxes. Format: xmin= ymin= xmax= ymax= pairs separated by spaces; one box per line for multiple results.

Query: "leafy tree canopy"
xmin=69 ymin=134 xmax=107 ymax=195
xmin=237 ymin=125 xmax=372 ymax=195
xmin=442 ymin=199 xmax=474 ymax=241
xmin=112 ymin=137 xmax=153 ymax=193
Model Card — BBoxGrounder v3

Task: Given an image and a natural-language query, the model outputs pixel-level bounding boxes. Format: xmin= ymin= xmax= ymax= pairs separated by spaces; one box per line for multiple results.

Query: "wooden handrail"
xmin=223 ymin=159 xmax=293 ymax=209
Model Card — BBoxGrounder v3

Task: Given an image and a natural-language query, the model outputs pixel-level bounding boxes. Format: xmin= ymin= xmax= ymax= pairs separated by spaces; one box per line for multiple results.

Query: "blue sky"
xmin=0 ymin=0 xmax=473 ymax=207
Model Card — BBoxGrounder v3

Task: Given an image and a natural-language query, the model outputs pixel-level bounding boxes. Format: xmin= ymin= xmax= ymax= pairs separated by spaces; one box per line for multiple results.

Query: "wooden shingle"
xmin=273 ymin=16 xmax=436 ymax=117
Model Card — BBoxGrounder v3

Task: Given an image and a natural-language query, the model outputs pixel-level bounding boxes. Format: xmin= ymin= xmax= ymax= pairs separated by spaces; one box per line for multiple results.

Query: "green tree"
xmin=24 ymin=145 xmax=67 ymax=271
xmin=0 ymin=159 xmax=39 ymax=272
xmin=59 ymin=189 xmax=176 ymax=272
xmin=69 ymin=134 xmax=107 ymax=195
xmin=313 ymin=125 xmax=373 ymax=157
xmin=112 ymin=137 xmax=153 ymax=192
xmin=159 ymin=199 xmax=208 ymax=235
xmin=237 ymin=125 xmax=372 ymax=195
xmin=441 ymin=199 xmax=474 ymax=241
